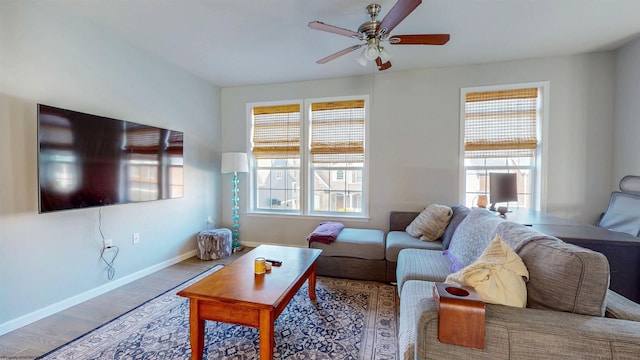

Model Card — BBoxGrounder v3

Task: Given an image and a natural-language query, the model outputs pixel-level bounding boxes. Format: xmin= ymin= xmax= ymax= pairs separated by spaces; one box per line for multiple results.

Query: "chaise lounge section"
xmin=309 ymin=228 xmax=386 ymax=282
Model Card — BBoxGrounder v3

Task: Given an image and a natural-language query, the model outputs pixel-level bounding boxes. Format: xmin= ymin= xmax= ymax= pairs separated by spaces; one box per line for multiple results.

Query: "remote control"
xmin=265 ymin=259 xmax=282 ymax=266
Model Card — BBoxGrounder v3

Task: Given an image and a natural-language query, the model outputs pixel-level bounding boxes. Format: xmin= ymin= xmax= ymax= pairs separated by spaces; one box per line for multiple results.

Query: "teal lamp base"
xmin=231 ymin=172 xmax=241 ymax=251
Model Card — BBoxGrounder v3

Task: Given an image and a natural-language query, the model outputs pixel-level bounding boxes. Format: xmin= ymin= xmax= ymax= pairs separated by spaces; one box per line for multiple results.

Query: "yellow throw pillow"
xmin=445 ymin=234 xmax=529 ymax=308
xmin=405 ymin=204 xmax=453 ymax=241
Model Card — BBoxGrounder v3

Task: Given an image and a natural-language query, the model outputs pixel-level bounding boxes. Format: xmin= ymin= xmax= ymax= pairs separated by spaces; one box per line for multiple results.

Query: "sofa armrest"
xmin=389 ymin=211 xmax=420 ymax=232
xmin=413 ymin=298 xmax=640 ymax=359
xmin=606 ymin=289 xmax=640 ymax=321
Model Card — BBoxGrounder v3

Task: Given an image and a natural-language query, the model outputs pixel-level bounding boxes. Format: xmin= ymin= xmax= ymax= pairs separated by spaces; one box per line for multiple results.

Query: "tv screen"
xmin=37 ymin=104 xmax=184 ymax=213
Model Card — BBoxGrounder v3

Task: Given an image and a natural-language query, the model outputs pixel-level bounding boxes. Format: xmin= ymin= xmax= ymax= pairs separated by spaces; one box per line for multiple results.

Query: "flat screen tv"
xmin=37 ymin=104 xmax=184 ymax=213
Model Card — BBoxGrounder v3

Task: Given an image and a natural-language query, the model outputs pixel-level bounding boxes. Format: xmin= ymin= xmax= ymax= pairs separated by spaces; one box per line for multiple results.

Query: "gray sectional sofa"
xmin=394 ymin=207 xmax=640 ymax=359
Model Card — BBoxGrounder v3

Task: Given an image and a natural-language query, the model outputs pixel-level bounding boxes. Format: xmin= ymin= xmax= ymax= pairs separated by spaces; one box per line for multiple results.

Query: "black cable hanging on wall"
xmin=98 ymin=207 xmax=119 ymax=280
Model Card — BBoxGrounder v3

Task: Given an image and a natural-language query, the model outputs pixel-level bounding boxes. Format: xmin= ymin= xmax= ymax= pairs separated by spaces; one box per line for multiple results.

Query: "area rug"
xmin=38 ymin=265 xmax=399 ymax=359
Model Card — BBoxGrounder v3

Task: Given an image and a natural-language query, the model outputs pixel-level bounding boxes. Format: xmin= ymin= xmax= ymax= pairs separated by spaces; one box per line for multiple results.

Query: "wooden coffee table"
xmin=177 ymin=244 xmax=322 ymax=360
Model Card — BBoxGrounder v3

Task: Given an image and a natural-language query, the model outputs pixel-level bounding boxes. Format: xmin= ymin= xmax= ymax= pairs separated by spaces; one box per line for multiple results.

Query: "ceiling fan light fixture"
xmin=379 ymin=46 xmax=392 ymax=63
xmin=364 ymin=43 xmax=379 ymax=61
xmin=309 ymin=2 xmax=450 ymax=71
xmin=356 ymin=50 xmax=369 ymax=66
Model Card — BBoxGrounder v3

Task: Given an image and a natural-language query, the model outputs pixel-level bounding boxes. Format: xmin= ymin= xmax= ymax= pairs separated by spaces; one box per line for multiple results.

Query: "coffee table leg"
xmin=259 ymin=309 xmax=275 ymax=359
xmin=189 ymin=299 xmax=205 ymax=360
xmin=308 ymin=262 xmax=317 ymax=300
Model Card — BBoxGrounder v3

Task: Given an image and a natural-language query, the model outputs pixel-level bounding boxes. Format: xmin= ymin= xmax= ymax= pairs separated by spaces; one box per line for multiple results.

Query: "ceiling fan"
xmin=309 ymin=0 xmax=450 ymax=71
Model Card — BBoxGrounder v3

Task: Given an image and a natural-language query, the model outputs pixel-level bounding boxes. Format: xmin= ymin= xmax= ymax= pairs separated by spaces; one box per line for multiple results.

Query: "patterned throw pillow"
xmin=405 ymin=204 xmax=453 ymax=241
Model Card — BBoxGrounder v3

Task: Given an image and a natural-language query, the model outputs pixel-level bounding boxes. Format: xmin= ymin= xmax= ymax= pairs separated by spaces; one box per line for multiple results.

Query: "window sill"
xmin=247 ymin=211 xmax=370 ymax=222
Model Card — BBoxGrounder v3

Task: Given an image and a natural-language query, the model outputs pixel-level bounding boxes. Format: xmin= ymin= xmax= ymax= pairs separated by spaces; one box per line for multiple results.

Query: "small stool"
xmin=197 ymin=228 xmax=232 ymax=260
xmin=309 ymin=228 xmax=386 ymax=282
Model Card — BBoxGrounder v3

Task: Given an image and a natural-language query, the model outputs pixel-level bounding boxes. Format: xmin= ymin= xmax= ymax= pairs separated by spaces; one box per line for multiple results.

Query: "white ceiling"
xmin=56 ymin=0 xmax=640 ymax=87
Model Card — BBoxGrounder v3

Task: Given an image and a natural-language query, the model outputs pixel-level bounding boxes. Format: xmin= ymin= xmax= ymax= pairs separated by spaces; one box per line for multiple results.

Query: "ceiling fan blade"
xmin=375 ymin=57 xmax=392 ymax=71
xmin=379 ymin=0 xmax=422 ymax=36
xmin=388 ymin=34 xmax=450 ymax=45
xmin=308 ymin=21 xmax=361 ymax=39
xmin=317 ymin=44 xmax=364 ymax=64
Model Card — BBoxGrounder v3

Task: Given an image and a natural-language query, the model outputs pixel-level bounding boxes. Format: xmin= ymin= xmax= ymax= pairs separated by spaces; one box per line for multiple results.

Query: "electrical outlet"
xmin=132 ymin=233 xmax=140 ymax=244
xmin=104 ymin=239 xmax=113 ymax=248
xmin=207 ymin=216 xmax=213 ymax=225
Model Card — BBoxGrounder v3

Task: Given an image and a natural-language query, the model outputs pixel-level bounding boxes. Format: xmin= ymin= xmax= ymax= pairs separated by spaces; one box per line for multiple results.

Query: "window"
xmin=461 ymin=84 xmax=547 ymax=210
xmin=249 ymin=97 xmax=367 ymax=217
xmin=251 ymin=103 xmax=301 ymax=211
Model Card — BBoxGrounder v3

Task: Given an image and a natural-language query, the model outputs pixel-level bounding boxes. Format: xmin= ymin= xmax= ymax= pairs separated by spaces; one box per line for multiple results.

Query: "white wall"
xmin=0 ymin=1 xmax=221 ymax=332
xmin=221 ymin=52 xmax=616 ymax=247
xmin=614 ymin=36 xmax=640 ymax=183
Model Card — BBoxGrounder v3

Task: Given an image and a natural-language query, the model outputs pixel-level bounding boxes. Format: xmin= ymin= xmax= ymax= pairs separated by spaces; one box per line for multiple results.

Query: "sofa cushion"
xmin=444 ymin=208 xmax=504 ymax=272
xmin=405 ymin=204 xmax=453 ymax=241
xmin=398 ymin=280 xmax=435 ymax=360
xmin=446 ymin=234 xmax=529 ymax=308
xmin=517 ymin=238 xmax=610 ymax=317
xmin=309 ymin=228 xmax=385 ymax=260
xmin=396 ymin=249 xmax=450 ymax=295
xmin=605 ymin=290 xmax=640 ymax=321
xmin=441 ymin=205 xmax=470 ymax=250
xmin=385 ymin=231 xmax=443 ymax=262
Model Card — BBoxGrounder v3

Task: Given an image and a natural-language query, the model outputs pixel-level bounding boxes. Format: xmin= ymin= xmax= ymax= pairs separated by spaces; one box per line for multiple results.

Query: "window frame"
xmin=247 ymin=95 xmax=370 ymax=218
xmin=459 ymin=82 xmax=550 ymax=211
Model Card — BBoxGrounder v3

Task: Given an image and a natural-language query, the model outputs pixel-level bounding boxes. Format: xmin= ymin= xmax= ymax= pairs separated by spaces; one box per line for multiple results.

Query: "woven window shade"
xmin=310 ymin=100 xmax=365 ymax=163
xmin=252 ymin=104 xmax=301 ymax=159
xmin=465 ymin=88 xmax=538 ymax=158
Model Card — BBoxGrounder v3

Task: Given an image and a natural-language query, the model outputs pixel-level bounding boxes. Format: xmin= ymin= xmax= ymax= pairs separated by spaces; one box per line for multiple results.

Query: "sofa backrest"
xmin=517 ymin=238 xmax=610 ymax=316
xmin=389 ymin=211 xmax=421 ymax=231
xmin=389 ymin=206 xmax=470 ymax=251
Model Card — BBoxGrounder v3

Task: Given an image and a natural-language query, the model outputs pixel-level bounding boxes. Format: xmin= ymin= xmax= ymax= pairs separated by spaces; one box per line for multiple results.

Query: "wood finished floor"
xmin=0 ymin=250 xmax=249 ymax=359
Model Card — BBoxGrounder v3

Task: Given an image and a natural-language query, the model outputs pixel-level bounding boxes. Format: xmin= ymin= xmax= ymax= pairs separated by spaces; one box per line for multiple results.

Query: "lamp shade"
xmin=221 ymin=152 xmax=249 ymax=173
xmin=489 ymin=173 xmax=518 ymax=204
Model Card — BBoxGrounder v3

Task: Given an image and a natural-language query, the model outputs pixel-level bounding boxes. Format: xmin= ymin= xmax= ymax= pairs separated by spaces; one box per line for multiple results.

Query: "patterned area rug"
xmin=38 ymin=266 xmax=399 ymax=359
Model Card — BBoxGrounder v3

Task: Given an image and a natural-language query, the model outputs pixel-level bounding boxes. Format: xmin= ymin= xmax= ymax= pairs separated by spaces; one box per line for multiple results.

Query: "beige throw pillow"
xmin=405 ymin=204 xmax=453 ymax=241
xmin=445 ymin=234 xmax=529 ymax=308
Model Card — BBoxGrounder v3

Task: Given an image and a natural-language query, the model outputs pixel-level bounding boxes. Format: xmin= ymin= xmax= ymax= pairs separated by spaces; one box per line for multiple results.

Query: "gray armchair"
xmin=598 ymin=175 xmax=640 ymax=237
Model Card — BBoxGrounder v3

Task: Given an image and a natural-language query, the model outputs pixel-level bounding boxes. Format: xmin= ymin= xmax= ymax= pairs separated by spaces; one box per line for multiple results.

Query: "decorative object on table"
xmin=497 ymin=206 xmax=508 ymax=216
xmin=196 ymin=228 xmax=232 ymax=260
xmin=221 ymin=152 xmax=249 ymax=252
xmin=38 ymin=270 xmax=399 ymax=360
xmin=476 ymin=195 xmax=488 ymax=208
xmin=489 ymin=172 xmax=518 ymax=212
xmin=254 ymin=257 xmax=266 ymax=274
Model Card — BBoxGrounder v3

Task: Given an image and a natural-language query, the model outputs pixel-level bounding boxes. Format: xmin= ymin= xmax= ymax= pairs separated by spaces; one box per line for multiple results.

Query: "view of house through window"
xmin=250 ymin=98 xmax=367 ymax=216
xmin=461 ymin=85 xmax=545 ymax=210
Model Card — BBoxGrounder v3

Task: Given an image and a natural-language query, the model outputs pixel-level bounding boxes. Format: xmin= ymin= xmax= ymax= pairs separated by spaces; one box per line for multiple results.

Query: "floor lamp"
xmin=221 ymin=152 xmax=249 ymax=251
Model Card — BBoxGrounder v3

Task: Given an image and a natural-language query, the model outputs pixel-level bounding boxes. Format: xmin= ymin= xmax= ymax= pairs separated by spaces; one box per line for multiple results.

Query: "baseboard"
xmin=0 ymin=249 xmax=197 ymax=336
